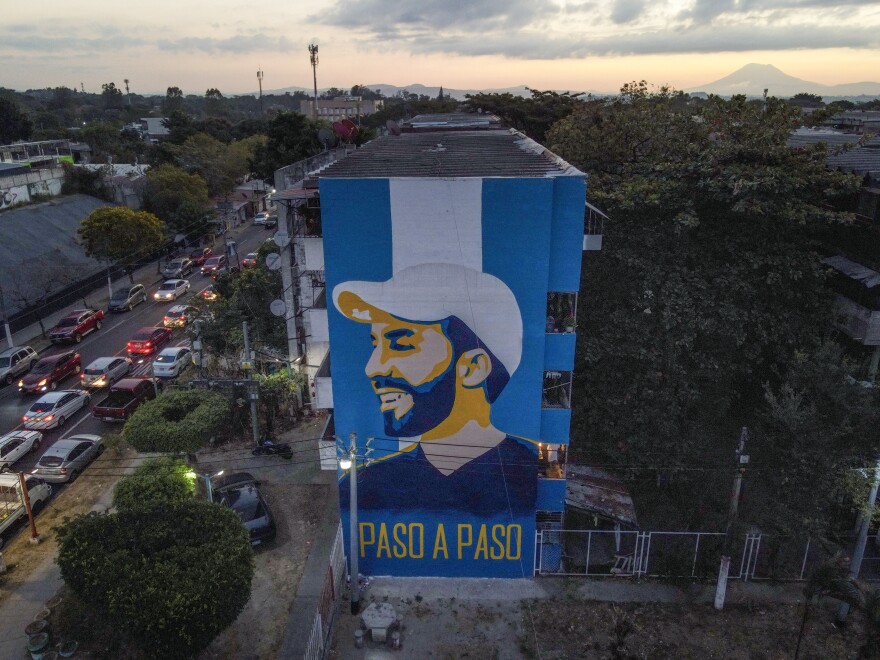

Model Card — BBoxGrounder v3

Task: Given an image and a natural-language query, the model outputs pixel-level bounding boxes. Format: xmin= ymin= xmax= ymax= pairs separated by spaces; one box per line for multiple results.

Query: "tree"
xmin=256 ymin=371 xmax=305 ymax=433
xmin=168 ymin=132 xmax=265 ymax=196
xmin=60 ymin=164 xmax=111 ymax=200
xmin=795 ymin=556 xmax=863 ymax=660
xmin=56 ymin=500 xmax=253 ymax=659
xmin=123 ymin=389 xmax=231 ymax=452
xmin=546 ymin=83 xmax=863 ymax=527
xmin=142 ymin=164 xmax=214 ymax=238
xmin=204 ymin=88 xmax=227 ymax=117
xmin=77 ymin=207 xmax=165 ymax=279
xmin=100 ymin=82 xmax=124 ymax=110
xmin=163 ymin=86 xmax=184 ymax=114
xmin=463 ymin=89 xmax=585 ymax=142
xmin=112 ymin=456 xmax=194 ymax=511
xmin=0 ymin=97 xmax=33 ymax=143
xmin=250 ymin=111 xmax=322 ymax=181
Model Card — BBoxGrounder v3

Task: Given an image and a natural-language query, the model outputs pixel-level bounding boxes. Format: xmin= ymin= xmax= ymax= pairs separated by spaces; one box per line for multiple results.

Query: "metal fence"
xmin=535 ymin=529 xmax=832 ymax=581
xmin=303 ymin=522 xmax=346 ymax=660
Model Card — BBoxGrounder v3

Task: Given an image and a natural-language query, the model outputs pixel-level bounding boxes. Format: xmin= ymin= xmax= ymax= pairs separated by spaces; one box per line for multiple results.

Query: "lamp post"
xmin=194 ymin=469 xmax=224 ymax=502
xmin=340 ymin=432 xmax=360 ymax=614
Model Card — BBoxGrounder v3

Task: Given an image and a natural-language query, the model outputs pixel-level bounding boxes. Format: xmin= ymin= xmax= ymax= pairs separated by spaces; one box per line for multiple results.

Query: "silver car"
xmin=81 ymin=357 xmax=132 ymax=388
xmin=154 ymin=279 xmax=191 ymax=302
xmin=0 ymin=346 xmax=38 ymax=385
xmin=152 ymin=346 xmax=192 ymax=378
xmin=163 ymin=258 xmax=194 ymax=279
xmin=32 ymin=434 xmax=103 ymax=483
xmin=22 ymin=390 xmax=91 ymax=430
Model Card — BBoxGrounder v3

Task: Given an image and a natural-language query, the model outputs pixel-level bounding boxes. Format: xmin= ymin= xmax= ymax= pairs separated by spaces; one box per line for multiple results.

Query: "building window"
xmin=538 ymin=443 xmax=567 ymax=478
xmin=546 ymin=292 xmax=577 ymax=333
xmin=542 ymin=370 xmax=572 ymax=409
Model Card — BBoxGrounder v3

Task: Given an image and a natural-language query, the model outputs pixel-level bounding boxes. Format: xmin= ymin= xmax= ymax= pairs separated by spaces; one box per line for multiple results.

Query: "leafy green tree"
xmin=78 ymin=207 xmax=165 ymax=277
xmin=0 ymin=97 xmax=33 ymax=142
xmin=256 ymin=371 xmax=305 ymax=433
xmin=204 ymin=88 xmax=227 ymax=117
xmin=100 ymin=82 xmax=124 ymax=110
xmin=168 ymin=132 xmax=265 ymax=196
xmin=163 ymin=86 xmax=184 ymax=114
xmin=795 ymin=557 xmax=863 ymax=660
xmin=113 ymin=456 xmax=195 ymax=511
xmin=123 ymin=389 xmax=231 ymax=453
xmin=547 ymin=83 xmax=863 ymax=528
xmin=60 ymin=163 xmax=111 ymax=200
xmin=464 ymin=89 xmax=585 ymax=142
xmin=57 ymin=500 xmax=253 ymax=659
xmin=142 ymin=163 xmax=214 ymax=238
xmin=250 ymin=111 xmax=322 ymax=181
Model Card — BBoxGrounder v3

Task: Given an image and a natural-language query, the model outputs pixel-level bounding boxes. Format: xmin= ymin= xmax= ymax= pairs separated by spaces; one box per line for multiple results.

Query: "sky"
xmin=2 ymin=0 xmax=879 ymax=95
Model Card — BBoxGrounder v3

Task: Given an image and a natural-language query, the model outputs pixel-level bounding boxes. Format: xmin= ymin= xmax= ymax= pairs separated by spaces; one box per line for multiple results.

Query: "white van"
xmin=0 ymin=474 xmax=51 ymax=549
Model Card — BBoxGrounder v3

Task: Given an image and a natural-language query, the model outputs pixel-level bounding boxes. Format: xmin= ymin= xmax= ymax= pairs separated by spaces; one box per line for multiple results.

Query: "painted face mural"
xmin=366 ymin=318 xmax=457 ymax=437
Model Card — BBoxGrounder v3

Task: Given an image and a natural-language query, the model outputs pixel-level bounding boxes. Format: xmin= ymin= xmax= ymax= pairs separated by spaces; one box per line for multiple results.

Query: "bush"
xmin=57 ymin=500 xmax=254 ymax=659
xmin=113 ymin=457 xmax=194 ymax=511
xmin=123 ymin=389 xmax=231 ymax=452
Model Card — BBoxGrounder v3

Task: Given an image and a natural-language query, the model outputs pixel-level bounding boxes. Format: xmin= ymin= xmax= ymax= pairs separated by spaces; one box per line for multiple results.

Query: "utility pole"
xmin=0 ymin=281 xmax=13 ymax=348
xmin=837 ymin=458 xmax=880 ymax=623
xmin=124 ymin=78 xmax=131 ymax=107
xmin=308 ymin=43 xmax=319 ymax=120
xmin=257 ymin=69 xmax=264 ymax=116
xmin=714 ymin=427 xmax=749 ymax=610
xmin=347 ymin=432 xmax=360 ymax=614
xmin=241 ymin=321 xmax=261 ymax=446
xmin=18 ymin=472 xmax=40 ymax=543
xmin=103 ymin=236 xmax=113 ymax=302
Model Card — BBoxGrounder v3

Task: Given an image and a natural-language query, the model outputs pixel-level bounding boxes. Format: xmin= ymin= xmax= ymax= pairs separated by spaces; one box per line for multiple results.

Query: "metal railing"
xmin=535 ymin=529 xmax=830 ymax=581
xmin=303 ymin=522 xmax=345 ymax=660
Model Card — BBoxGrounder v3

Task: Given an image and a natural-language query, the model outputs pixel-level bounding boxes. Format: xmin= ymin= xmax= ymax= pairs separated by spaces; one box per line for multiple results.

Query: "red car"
xmin=189 ymin=247 xmax=213 ymax=267
xmin=201 ymin=255 xmax=227 ymax=276
xmin=126 ymin=327 xmax=173 ymax=356
xmin=49 ymin=309 xmax=104 ymax=344
xmin=18 ymin=351 xmax=82 ymax=394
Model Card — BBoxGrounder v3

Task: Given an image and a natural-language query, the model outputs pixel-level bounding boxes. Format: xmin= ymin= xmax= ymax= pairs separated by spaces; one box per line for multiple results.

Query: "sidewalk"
xmin=5 ymin=222 xmax=255 ymax=355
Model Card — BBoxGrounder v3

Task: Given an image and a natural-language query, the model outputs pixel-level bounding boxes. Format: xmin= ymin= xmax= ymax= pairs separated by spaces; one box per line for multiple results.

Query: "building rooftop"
xmin=317 ymin=129 xmax=582 ymax=179
xmin=826 ymin=138 xmax=880 ymax=180
xmin=787 ymin=128 xmax=863 ymax=149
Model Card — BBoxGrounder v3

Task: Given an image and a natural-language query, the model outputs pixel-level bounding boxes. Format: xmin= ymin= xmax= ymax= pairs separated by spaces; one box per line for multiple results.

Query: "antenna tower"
xmin=308 ymin=43 xmax=319 ymax=119
xmin=257 ymin=69 xmax=264 ymax=115
xmin=124 ymin=78 xmax=131 ymax=107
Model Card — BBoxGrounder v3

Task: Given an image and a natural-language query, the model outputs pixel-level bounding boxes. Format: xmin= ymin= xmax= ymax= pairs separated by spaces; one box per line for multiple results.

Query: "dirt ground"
xmin=332 ymin=591 xmax=866 ymax=660
xmin=0 ymin=448 xmax=137 ymax=605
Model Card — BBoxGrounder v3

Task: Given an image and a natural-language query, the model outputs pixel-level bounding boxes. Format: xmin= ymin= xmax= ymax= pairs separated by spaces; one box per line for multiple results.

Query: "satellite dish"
xmin=386 ymin=120 xmax=401 ymax=136
xmin=265 ymin=253 xmax=282 ymax=271
xmin=269 ymin=299 xmax=287 ymax=317
xmin=341 ymin=118 xmax=359 ymax=140
xmin=318 ymin=127 xmax=338 ymax=150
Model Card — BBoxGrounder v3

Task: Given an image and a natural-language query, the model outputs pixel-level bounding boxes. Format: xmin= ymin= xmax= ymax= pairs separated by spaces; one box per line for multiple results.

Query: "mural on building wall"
xmin=329 ymin=177 xmax=553 ymax=577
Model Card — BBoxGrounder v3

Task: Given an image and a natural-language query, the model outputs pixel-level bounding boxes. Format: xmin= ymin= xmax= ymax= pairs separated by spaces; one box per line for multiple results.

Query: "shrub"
xmin=113 ymin=457 xmax=195 ymax=511
xmin=123 ymin=389 xmax=230 ymax=452
xmin=57 ymin=501 xmax=254 ymax=659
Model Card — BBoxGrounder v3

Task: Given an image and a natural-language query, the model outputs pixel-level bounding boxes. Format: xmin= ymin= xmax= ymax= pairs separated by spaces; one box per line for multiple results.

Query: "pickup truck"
xmin=0 ymin=473 xmax=51 ymax=550
xmin=91 ymin=377 xmax=160 ymax=422
xmin=49 ymin=309 xmax=104 ymax=344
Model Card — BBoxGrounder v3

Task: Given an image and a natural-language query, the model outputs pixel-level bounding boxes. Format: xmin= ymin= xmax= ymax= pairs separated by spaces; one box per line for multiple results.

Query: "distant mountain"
xmin=687 ymin=63 xmax=880 ymax=99
xmin=262 ymin=83 xmax=603 ymax=101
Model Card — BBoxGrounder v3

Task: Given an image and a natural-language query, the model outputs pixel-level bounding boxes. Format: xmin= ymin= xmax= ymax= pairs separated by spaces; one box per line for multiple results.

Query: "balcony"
xmin=546 ymin=292 xmax=577 ymax=334
xmin=312 ymin=352 xmax=333 ymax=409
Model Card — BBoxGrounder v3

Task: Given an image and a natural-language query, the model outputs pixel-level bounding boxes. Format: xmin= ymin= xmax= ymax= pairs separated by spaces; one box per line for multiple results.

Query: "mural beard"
xmin=372 ymin=364 xmax=458 ymax=438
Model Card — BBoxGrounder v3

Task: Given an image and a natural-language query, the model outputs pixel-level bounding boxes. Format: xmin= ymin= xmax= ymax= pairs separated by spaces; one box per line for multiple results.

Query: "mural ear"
xmin=458 ymin=349 xmax=491 ymax=388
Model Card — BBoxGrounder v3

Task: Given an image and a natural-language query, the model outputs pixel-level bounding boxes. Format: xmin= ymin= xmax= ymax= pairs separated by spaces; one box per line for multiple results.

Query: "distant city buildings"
xmin=298 ymin=96 xmax=384 ymax=123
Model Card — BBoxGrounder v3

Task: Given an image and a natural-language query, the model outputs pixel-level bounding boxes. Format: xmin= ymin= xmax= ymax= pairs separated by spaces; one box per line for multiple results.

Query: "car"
xmin=127 ymin=326 xmax=173 ymax=356
xmin=152 ymin=346 xmax=193 ymax=378
xmin=92 ymin=377 xmax=160 ymax=421
xmin=163 ymin=305 xmax=200 ymax=328
xmin=162 ymin=258 xmax=194 ymax=279
xmin=241 ymin=253 xmax=259 ymax=268
xmin=253 ymin=212 xmax=270 ymax=226
xmin=0 ymin=430 xmax=42 ymax=469
xmin=18 ymin=351 xmax=81 ymax=394
xmin=22 ymin=390 xmax=91 ymax=430
xmin=109 ymin=284 xmax=148 ymax=312
xmin=32 ymin=434 xmax=103 ymax=483
xmin=211 ymin=265 xmax=240 ymax=281
xmin=154 ymin=279 xmax=191 ymax=302
xmin=48 ymin=309 xmax=104 ymax=344
xmin=212 ymin=472 xmax=276 ymax=546
xmin=201 ymin=285 xmax=219 ymax=302
xmin=81 ymin=356 xmax=132 ymax=388
xmin=0 ymin=346 xmax=38 ymax=386
xmin=200 ymin=255 xmax=228 ymax=276
xmin=189 ymin=247 xmax=213 ymax=267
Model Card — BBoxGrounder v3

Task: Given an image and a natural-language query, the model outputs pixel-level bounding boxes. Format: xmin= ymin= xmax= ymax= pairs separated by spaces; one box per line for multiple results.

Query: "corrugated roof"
xmin=822 ymin=255 xmax=880 ymax=288
xmin=565 ymin=465 xmax=638 ymax=527
xmin=317 ymin=130 xmax=583 ymax=178
xmin=787 ymin=129 xmax=863 ymax=149
xmin=826 ymin=139 xmax=880 ymax=179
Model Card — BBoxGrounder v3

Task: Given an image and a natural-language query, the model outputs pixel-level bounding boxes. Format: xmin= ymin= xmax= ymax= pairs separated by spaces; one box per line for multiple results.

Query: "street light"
xmin=339 ymin=433 xmax=360 ymax=614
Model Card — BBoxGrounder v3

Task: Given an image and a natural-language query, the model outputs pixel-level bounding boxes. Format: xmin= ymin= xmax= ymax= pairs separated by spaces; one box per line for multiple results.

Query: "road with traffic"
xmin=0 ymin=224 xmax=273 ymax=474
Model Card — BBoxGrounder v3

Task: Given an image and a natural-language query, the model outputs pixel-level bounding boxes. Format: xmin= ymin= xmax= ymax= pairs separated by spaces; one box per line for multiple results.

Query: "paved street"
xmin=0 ymin=222 xmax=273 ymax=542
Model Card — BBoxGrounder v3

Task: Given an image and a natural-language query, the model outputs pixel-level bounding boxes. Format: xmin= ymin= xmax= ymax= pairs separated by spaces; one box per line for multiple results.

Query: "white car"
xmin=152 ymin=346 xmax=193 ymax=378
xmin=253 ymin=212 xmax=270 ymax=226
xmin=22 ymin=390 xmax=91 ymax=430
xmin=0 ymin=430 xmax=42 ymax=469
xmin=154 ymin=279 xmax=191 ymax=302
xmin=81 ymin=356 xmax=132 ymax=388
